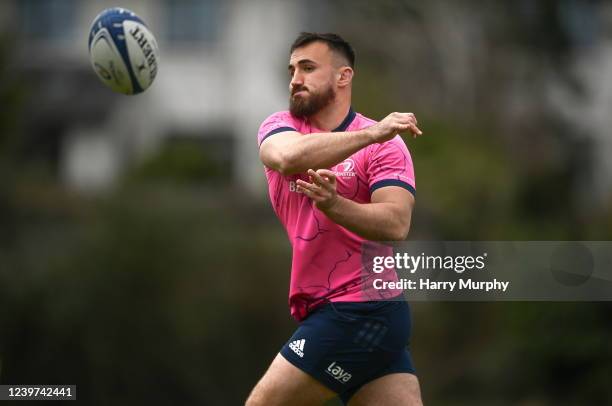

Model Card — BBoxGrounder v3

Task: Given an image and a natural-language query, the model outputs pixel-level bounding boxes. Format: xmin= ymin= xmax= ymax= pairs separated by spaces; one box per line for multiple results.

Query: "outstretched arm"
xmin=259 ymin=112 xmax=421 ymax=176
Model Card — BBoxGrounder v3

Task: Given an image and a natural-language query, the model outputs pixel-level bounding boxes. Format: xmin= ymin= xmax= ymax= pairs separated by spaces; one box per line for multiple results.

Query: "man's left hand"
xmin=296 ymin=169 xmax=339 ymax=211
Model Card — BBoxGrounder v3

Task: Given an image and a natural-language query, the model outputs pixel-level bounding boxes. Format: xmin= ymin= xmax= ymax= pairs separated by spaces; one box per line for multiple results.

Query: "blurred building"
xmin=0 ymin=0 xmax=301 ymax=196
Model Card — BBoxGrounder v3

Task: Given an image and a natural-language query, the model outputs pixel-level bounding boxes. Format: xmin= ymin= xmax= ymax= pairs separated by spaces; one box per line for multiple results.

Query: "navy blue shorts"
xmin=280 ymin=297 xmax=415 ymax=404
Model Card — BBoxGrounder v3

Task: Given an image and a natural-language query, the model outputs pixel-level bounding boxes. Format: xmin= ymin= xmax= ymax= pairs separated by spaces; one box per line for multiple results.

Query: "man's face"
xmin=288 ymin=41 xmax=338 ymax=118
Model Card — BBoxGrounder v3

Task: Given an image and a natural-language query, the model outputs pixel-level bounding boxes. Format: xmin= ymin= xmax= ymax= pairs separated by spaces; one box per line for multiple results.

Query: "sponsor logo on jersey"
xmin=288 ymin=180 xmax=303 ymax=193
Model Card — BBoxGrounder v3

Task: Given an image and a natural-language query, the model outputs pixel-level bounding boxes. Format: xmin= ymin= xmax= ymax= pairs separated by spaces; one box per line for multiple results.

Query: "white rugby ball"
xmin=88 ymin=8 xmax=160 ymax=95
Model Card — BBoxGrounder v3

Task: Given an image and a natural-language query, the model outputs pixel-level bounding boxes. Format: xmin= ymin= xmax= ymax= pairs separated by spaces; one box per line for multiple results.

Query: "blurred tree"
xmin=0 ymin=34 xmax=27 ymax=247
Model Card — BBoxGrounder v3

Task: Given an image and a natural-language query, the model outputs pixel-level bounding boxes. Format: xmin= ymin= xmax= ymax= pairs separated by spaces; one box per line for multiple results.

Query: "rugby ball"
xmin=88 ymin=8 xmax=159 ymax=95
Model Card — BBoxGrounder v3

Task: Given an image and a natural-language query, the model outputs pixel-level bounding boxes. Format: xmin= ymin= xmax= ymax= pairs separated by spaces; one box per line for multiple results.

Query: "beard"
xmin=289 ymin=83 xmax=336 ymax=118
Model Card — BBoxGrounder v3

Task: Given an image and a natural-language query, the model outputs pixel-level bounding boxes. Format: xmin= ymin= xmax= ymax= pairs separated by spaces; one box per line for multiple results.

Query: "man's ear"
xmin=337 ymin=66 xmax=354 ymax=88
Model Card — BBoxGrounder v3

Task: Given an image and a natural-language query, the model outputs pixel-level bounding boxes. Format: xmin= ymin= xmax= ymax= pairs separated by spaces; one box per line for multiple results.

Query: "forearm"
xmin=275 ymin=129 xmax=373 ymax=175
xmin=321 ymin=196 xmax=411 ymax=241
xmin=261 ymin=111 xmax=422 ymax=175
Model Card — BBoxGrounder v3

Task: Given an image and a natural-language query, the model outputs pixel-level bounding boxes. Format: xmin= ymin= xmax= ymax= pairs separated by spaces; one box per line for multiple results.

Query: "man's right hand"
xmin=366 ymin=112 xmax=422 ymax=143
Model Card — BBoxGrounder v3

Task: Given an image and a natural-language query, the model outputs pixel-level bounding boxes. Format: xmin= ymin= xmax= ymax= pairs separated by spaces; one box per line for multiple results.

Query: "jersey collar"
xmin=332 ymin=107 xmax=356 ymax=132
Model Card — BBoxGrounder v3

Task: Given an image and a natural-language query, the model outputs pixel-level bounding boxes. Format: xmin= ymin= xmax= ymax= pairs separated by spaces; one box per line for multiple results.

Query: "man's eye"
xmin=304 ymin=66 xmax=314 ymax=72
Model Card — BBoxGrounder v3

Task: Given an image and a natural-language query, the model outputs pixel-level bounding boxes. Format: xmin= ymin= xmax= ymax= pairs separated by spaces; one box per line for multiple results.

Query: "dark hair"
xmin=290 ymin=32 xmax=355 ymax=68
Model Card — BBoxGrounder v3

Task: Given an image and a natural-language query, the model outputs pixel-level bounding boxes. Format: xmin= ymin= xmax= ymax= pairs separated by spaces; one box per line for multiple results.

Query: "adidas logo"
xmin=288 ymin=339 xmax=305 ymax=358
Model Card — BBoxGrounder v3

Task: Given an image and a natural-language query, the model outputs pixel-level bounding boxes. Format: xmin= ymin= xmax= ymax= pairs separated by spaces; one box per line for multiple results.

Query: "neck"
xmin=309 ymin=97 xmax=352 ymax=132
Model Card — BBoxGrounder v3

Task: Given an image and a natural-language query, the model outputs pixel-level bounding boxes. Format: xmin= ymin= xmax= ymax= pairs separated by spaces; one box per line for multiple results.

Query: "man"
xmin=247 ymin=32 xmax=423 ymax=405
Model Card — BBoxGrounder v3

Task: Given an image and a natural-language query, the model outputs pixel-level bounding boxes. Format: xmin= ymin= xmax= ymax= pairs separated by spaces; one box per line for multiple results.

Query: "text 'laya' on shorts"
xmin=280 ymin=297 xmax=415 ymax=404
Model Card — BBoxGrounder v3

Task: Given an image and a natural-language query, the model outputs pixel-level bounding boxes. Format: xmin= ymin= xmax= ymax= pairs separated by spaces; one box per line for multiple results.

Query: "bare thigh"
xmin=246 ymin=353 xmax=339 ymax=406
xmin=348 ymin=373 xmax=423 ymax=406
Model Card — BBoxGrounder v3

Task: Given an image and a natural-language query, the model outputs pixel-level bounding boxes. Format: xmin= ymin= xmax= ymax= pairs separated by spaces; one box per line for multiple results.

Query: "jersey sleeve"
xmin=257 ymin=112 xmax=297 ymax=147
xmin=366 ymin=136 xmax=416 ymax=196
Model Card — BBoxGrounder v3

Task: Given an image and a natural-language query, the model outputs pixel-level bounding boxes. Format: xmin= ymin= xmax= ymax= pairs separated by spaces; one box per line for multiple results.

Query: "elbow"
xmin=275 ymin=150 xmax=300 ymax=176
xmin=389 ymin=207 xmax=413 ymax=241
xmin=387 ymin=221 xmax=410 ymax=241
xmin=276 ymin=155 xmax=294 ymax=176
xmin=261 ymin=146 xmax=299 ymax=176
xmin=387 ymin=229 xmax=408 ymax=242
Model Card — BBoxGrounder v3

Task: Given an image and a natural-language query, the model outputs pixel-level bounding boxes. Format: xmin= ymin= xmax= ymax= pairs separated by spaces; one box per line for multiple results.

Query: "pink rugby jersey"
xmin=258 ymin=108 xmax=416 ymax=321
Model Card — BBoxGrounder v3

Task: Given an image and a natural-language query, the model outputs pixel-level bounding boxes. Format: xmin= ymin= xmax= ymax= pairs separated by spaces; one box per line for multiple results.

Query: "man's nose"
xmin=290 ymin=71 xmax=304 ymax=88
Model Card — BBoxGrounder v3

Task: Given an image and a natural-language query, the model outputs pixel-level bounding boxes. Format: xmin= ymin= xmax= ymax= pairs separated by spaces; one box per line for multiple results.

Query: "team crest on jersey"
xmin=334 ymin=159 xmax=356 ymax=177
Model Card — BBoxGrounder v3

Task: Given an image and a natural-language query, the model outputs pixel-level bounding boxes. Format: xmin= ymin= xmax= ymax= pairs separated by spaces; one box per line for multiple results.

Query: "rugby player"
xmin=247 ymin=32 xmax=423 ymax=405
